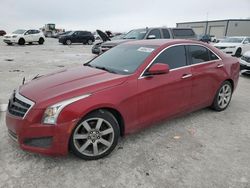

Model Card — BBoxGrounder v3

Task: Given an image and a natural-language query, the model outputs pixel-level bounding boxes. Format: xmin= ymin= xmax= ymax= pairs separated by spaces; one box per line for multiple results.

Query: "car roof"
xmin=120 ymin=39 xmax=204 ymax=47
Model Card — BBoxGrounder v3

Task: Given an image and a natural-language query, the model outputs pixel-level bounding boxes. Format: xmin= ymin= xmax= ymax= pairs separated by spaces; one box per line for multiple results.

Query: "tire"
xmin=70 ymin=110 xmax=120 ymax=160
xmin=18 ymin=38 xmax=25 ymax=45
xmin=87 ymin=39 xmax=93 ymax=45
xmin=38 ymin=38 xmax=44 ymax=45
xmin=211 ymin=81 xmax=233 ymax=111
xmin=6 ymin=43 xmax=12 ymax=45
xmin=235 ymin=48 xmax=242 ymax=57
xmin=66 ymin=39 xmax=72 ymax=45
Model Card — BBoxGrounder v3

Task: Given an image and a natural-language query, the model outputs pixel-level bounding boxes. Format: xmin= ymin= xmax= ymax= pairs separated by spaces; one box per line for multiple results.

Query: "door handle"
xmin=182 ymin=74 xmax=192 ymax=79
xmin=217 ymin=64 xmax=224 ymax=68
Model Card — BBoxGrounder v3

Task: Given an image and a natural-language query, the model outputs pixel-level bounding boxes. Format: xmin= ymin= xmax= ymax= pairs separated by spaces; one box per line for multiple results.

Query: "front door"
xmin=137 ymin=45 xmax=192 ymax=126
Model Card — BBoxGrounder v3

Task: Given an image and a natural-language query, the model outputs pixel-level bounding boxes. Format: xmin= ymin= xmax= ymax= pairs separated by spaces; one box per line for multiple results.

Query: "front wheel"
xmin=18 ymin=38 xmax=25 ymax=45
xmin=211 ymin=81 xmax=232 ymax=111
xmin=66 ymin=39 xmax=72 ymax=45
xmin=70 ymin=110 xmax=120 ymax=160
xmin=38 ymin=38 xmax=44 ymax=45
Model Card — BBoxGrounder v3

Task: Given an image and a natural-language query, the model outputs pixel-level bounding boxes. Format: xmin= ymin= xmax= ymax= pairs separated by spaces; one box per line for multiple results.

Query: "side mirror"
xmin=147 ymin=63 xmax=169 ymax=75
xmin=243 ymin=41 xmax=249 ymax=44
xmin=147 ymin=35 xmax=156 ymax=39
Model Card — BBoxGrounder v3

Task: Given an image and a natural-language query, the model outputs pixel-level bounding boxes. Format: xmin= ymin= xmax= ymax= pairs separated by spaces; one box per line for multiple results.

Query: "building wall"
xmin=227 ymin=20 xmax=250 ymax=36
xmin=176 ymin=19 xmax=250 ymax=39
xmin=206 ymin=21 xmax=227 ymax=38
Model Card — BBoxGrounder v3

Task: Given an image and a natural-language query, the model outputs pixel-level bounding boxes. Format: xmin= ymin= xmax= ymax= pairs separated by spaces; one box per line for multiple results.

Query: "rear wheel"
xmin=211 ymin=81 xmax=232 ymax=111
xmin=18 ymin=38 xmax=25 ymax=45
xmin=38 ymin=37 xmax=44 ymax=45
xmin=6 ymin=43 xmax=12 ymax=45
xmin=70 ymin=110 xmax=120 ymax=160
xmin=87 ymin=39 xmax=93 ymax=45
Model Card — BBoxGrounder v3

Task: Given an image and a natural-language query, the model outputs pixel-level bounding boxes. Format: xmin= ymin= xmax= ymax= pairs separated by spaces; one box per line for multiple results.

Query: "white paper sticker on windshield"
xmin=137 ymin=47 xmax=154 ymax=53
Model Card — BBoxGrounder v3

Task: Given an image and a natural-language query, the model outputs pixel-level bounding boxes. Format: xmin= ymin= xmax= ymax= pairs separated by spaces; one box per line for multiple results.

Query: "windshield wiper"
xmin=123 ymin=37 xmax=136 ymax=39
xmin=94 ymin=66 xmax=117 ymax=74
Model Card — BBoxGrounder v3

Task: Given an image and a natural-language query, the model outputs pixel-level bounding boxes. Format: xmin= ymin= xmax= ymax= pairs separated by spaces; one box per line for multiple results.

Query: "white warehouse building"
xmin=176 ymin=19 xmax=250 ymax=38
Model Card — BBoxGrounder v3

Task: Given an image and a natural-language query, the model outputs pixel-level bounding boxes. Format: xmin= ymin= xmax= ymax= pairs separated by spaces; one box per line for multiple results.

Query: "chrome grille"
xmin=8 ymin=91 xmax=34 ymax=118
xmin=216 ymin=46 xmax=227 ymax=50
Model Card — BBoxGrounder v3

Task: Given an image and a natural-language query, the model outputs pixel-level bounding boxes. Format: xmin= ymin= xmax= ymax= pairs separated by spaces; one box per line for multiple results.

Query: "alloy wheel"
xmin=217 ymin=84 xmax=232 ymax=109
xmin=73 ymin=118 xmax=114 ymax=157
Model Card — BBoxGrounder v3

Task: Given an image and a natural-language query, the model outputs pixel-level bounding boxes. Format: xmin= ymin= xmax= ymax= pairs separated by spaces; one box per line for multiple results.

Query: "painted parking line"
xmin=0 ymin=104 xmax=7 ymax=112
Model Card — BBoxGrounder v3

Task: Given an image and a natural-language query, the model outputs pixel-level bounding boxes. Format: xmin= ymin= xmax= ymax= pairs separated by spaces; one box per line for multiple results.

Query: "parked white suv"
xmin=213 ymin=36 xmax=250 ymax=57
xmin=3 ymin=29 xmax=45 ymax=45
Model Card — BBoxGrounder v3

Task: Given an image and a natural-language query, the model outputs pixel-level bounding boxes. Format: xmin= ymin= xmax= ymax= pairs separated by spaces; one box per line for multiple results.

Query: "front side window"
xmin=147 ymin=29 xmax=161 ymax=39
xmin=188 ymin=45 xmax=210 ymax=64
xmin=152 ymin=45 xmax=187 ymax=69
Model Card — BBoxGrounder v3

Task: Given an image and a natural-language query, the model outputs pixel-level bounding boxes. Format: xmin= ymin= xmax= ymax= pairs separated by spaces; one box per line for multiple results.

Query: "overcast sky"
xmin=1 ymin=0 xmax=250 ymax=33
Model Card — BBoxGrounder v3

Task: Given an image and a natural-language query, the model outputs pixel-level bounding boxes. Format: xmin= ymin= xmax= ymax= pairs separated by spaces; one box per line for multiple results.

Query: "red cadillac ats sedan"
xmin=6 ymin=39 xmax=240 ymax=160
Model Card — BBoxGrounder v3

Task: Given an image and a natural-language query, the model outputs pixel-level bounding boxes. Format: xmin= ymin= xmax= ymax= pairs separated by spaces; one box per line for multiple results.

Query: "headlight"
xmin=227 ymin=46 xmax=236 ymax=48
xmin=42 ymin=94 xmax=91 ymax=125
xmin=12 ymin=35 xmax=18 ymax=38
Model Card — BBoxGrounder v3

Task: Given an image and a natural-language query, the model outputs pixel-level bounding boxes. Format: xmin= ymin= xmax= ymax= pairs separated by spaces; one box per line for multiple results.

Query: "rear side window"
xmin=188 ymin=45 xmax=210 ymax=64
xmin=153 ymin=45 xmax=187 ymax=69
xmin=162 ymin=29 xmax=170 ymax=39
xmin=148 ymin=29 xmax=161 ymax=39
xmin=173 ymin=29 xmax=195 ymax=37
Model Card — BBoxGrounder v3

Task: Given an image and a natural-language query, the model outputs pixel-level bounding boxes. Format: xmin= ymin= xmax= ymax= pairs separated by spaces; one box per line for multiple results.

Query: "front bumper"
xmin=58 ymin=38 xmax=65 ymax=43
xmin=3 ymin=38 xmax=18 ymax=43
xmin=240 ymin=59 xmax=250 ymax=71
xmin=6 ymin=111 xmax=78 ymax=156
xmin=215 ymin=47 xmax=237 ymax=55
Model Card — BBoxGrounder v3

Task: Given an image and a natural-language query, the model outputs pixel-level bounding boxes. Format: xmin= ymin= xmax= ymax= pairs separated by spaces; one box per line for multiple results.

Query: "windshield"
xmin=222 ymin=37 xmax=244 ymax=43
xmin=123 ymin=29 xmax=147 ymax=39
xmin=88 ymin=44 xmax=156 ymax=74
xmin=12 ymin=29 xmax=26 ymax=34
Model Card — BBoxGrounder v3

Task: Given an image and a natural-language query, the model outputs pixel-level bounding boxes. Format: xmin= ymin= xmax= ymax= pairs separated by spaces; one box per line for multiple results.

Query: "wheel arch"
xmin=77 ymin=107 xmax=125 ymax=137
xmin=225 ymin=78 xmax=234 ymax=91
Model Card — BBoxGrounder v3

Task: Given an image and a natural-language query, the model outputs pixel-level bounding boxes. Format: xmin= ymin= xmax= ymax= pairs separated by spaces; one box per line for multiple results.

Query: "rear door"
xmin=137 ymin=45 xmax=192 ymax=126
xmin=187 ymin=44 xmax=223 ymax=109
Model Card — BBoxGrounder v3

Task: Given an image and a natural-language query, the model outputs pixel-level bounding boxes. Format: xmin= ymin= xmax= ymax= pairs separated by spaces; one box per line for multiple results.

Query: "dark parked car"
xmin=0 ymin=30 xmax=6 ymax=36
xmin=99 ymin=27 xmax=196 ymax=54
xmin=59 ymin=31 xmax=95 ymax=45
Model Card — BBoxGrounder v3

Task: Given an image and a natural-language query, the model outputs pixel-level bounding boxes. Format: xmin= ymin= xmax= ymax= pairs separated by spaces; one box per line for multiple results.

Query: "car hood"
xmin=96 ymin=30 xmax=110 ymax=42
xmin=19 ymin=66 xmax=128 ymax=108
xmin=243 ymin=51 xmax=250 ymax=57
xmin=101 ymin=39 xmax=134 ymax=47
xmin=214 ymin=42 xmax=240 ymax=47
xmin=5 ymin=33 xmax=23 ymax=37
